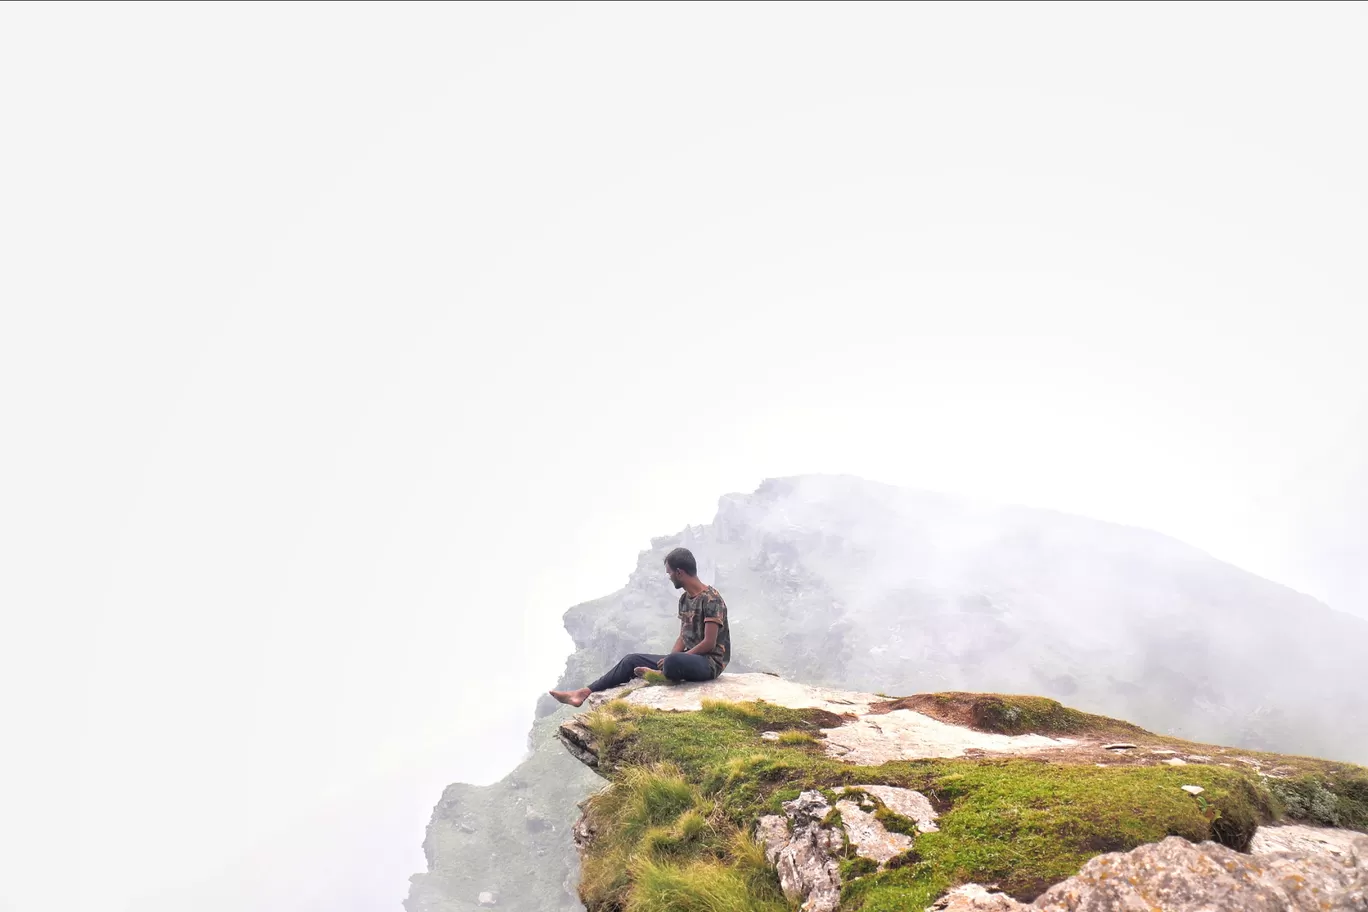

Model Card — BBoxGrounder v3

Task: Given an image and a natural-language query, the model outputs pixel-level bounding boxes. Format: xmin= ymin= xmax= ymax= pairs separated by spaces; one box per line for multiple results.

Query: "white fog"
xmin=0 ymin=3 xmax=1364 ymax=911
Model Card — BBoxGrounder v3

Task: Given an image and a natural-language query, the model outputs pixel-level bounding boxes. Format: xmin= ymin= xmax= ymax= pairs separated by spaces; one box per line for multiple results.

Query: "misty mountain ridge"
xmin=560 ymin=474 xmax=1367 ymax=763
xmin=408 ymin=474 xmax=1368 ymax=911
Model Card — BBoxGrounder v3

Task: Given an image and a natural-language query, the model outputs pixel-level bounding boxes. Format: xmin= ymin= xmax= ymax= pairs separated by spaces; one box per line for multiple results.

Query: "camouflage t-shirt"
xmin=678 ymin=586 xmax=731 ymax=676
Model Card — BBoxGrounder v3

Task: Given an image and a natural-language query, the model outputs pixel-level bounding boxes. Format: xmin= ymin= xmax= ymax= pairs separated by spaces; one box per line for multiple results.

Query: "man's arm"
xmin=656 ymin=634 xmax=686 ymax=669
xmin=685 ymin=622 xmax=719 ymax=656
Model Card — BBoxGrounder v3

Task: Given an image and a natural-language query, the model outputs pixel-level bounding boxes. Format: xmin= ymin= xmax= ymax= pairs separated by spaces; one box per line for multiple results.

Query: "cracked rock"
xmin=756 ymin=790 xmax=843 ymax=912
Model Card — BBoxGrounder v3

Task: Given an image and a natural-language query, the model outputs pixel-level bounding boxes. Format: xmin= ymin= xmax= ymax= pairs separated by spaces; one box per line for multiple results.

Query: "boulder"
xmin=928 ymin=826 xmax=1368 ymax=911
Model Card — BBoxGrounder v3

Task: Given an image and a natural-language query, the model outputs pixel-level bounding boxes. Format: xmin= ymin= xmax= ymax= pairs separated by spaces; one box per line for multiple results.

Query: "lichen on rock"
xmin=937 ymin=828 xmax=1368 ymax=911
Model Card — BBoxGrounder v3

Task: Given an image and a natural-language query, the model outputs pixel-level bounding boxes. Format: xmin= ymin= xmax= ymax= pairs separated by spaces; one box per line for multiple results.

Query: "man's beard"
xmin=672 ymin=578 xmax=682 ymax=589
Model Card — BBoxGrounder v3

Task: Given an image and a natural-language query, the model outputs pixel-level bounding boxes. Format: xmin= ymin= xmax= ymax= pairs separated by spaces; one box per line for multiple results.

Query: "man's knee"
xmin=661 ymin=653 xmax=707 ymax=680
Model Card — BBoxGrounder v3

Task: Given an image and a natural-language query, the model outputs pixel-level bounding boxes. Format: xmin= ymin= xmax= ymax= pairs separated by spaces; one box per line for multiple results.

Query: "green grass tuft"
xmin=840 ymin=855 xmax=879 ymax=880
xmin=776 ymin=730 xmax=819 ymax=746
xmin=627 ymin=766 xmax=697 ymax=831
xmin=583 ymin=709 xmax=623 ymax=743
xmin=627 ymin=856 xmax=788 ymax=912
xmin=726 ymin=829 xmax=783 ymax=898
xmin=874 ymin=806 xmax=922 ymax=839
xmin=700 ymin=698 xmax=766 ymax=722
xmin=886 ymin=847 xmax=921 ymax=870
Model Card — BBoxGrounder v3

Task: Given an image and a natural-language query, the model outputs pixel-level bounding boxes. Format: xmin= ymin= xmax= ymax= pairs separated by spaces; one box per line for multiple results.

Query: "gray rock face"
xmin=404 ymin=709 xmax=603 ymax=912
xmin=930 ymin=826 xmax=1368 ymax=911
xmin=756 ymin=790 xmax=844 ymax=912
xmin=747 ymin=770 xmax=942 ymax=905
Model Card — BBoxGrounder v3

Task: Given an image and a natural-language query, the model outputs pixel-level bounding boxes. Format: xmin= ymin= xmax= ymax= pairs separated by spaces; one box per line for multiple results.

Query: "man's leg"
xmin=588 ymin=653 xmax=667 ymax=693
xmin=550 ymin=652 xmax=666 ymax=707
xmin=660 ymin=653 xmax=717 ymax=683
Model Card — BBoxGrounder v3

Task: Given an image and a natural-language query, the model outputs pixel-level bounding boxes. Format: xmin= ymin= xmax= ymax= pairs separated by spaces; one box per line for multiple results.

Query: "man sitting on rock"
xmin=549 ymin=547 xmax=731 ymax=707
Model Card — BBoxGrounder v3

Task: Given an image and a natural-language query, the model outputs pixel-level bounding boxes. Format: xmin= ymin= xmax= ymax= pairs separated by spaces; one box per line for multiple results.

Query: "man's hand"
xmin=656 ymin=657 xmax=666 ymax=670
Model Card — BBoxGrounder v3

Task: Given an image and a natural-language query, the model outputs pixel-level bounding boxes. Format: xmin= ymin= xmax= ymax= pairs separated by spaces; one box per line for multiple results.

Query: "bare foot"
xmin=633 ymin=666 xmax=657 ymax=678
xmin=549 ymin=687 xmax=591 ymax=707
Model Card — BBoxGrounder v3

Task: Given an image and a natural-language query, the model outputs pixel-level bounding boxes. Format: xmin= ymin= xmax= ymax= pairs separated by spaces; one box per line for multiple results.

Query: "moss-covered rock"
xmin=563 ymin=681 xmax=1368 ymax=912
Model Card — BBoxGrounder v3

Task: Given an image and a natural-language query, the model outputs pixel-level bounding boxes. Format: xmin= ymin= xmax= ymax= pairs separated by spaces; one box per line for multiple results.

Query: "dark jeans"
xmin=587 ymin=651 xmax=718 ymax=693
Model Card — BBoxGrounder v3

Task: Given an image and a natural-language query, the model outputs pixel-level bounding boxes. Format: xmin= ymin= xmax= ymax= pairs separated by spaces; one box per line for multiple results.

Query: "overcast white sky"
xmin=1 ymin=2 xmax=1365 ymax=910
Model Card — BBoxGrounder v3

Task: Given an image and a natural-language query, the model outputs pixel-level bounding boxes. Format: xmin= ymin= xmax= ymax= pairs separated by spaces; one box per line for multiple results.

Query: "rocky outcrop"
xmin=404 ymin=709 xmax=602 ymax=912
xmin=755 ymin=791 xmax=845 ymax=912
xmin=751 ymin=783 xmax=941 ymax=910
xmin=411 ymin=474 xmax=1368 ymax=911
xmin=556 ymin=673 xmax=1315 ymax=774
xmin=557 ymin=672 xmax=1368 ymax=912
xmin=560 ymin=673 xmax=1082 ymax=767
xmin=932 ymin=826 xmax=1368 ymax=911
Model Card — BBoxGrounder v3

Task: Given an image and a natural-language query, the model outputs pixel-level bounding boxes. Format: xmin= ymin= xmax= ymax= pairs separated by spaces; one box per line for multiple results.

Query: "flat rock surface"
xmin=819 ymin=706 xmax=1076 ymax=764
xmin=595 ymin=672 xmax=884 ymax=715
xmin=1250 ymin=823 xmax=1368 ymax=863
xmin=837 ymin=784 xmax=940 ymax=833
xmin=586 ymin=674 xmax=1078 ymax=765
xmin=834 ymin=798 xmax=913 ymax=865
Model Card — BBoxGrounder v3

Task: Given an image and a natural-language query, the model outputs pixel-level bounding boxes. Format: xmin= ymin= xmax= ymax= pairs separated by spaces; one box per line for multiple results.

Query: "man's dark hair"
xmin=664 ymin=547 xmax=697 ymax=577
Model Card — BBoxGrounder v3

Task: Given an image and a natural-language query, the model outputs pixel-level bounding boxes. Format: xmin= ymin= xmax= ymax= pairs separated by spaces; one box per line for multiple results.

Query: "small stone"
xmin=1150 ymin=749 xmax=1178 ymax=755
xmin=1186 ymin=755 xmax=1214 ymax=763
xmin=928 ymin=883 xmax=1031 ymax=910
xmin=1163 ymin=758 xmax=1188 ymax=766
xmin=1103 ymin=743 xmax=1137 ymax=751
xmin=1181 ymin=785 xmax=1205 ymax=795
xmin=761 ymin=731 xmax=781 ymax=741
xmin=477 ymin=891 xmax=498 ymax=907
